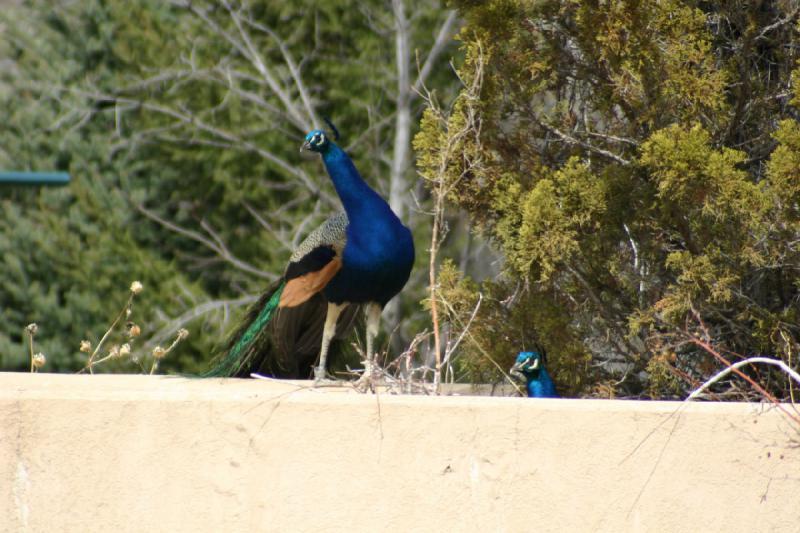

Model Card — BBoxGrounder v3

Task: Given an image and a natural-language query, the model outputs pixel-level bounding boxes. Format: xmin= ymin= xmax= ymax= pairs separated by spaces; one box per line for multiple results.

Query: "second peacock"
xmin=510 ymin=351 xmax=559 ymax=398
xmin=206 ymin=126 xmax=415 ymax=384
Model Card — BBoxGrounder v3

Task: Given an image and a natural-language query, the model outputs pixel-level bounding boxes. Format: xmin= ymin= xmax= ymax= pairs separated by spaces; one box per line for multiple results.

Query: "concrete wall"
xmin=1 ymin=372 xmax=799 ymax=533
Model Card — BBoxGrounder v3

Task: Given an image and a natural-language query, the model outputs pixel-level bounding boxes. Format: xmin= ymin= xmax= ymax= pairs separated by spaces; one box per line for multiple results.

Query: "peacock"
xmin=207 ymin=125 xmax=415 ymax=383
xmin=510 ymin=351 xmax=558 ymax=398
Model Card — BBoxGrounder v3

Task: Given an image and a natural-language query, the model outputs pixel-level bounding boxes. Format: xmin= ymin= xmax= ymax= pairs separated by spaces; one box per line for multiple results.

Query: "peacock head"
xmin=301 ymin=118 xmax=341 ymax=153
xmin=511 ymin=351 xmax=545 ymax=378
xmin=301 ymin=129 xmax=331 ymax=153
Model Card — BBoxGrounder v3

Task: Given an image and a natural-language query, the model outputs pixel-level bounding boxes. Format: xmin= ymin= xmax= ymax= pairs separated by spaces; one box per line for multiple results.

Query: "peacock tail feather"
xmin=204 ymin=280 xmax=286 ymax=378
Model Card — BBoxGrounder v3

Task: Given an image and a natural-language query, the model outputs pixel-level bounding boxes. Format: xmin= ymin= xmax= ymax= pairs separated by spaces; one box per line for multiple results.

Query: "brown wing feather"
xmin=279 ymin=256 xmax=342 ymax=307
xmin=231 ymin=213 xmax=351 ymax=378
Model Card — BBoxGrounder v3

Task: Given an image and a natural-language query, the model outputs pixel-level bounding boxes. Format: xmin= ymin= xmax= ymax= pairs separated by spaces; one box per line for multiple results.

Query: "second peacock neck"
xmin=321 ymin=143 xmax=394 ymax=225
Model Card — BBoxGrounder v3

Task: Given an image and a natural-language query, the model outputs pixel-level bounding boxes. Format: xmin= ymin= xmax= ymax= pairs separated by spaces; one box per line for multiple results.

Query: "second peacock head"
xmin=512 ymin=351 xmax=544 ymax=378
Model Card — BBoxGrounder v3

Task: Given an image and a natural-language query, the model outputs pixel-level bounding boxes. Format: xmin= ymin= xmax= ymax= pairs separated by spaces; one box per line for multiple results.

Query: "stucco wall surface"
xmin=1 ymin=372 xmax=799 ymax=533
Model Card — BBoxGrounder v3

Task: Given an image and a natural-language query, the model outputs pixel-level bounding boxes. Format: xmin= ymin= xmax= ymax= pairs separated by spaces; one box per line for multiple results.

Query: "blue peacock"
xmin=207 ymin=125 xmax=415 ymax=383
xmin=510 ymin=351 xmax=558 ymax=398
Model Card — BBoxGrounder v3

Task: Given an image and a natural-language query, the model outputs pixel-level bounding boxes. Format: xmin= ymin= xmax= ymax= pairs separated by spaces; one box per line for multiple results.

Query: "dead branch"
xmin=239 ymin=13 xmax=319 ymax=128
xmin=537 ymin=119 xmax=632 ymax=165
xmin=175 ymin=0 xmax=313 ymax=131
xmin=687 ymin=331 xmax=800 ymax=425
xmin=416 ymin=39 xmax=487 ymax=393
xmin=138 ymin=204 xmax=276 ymax=280
xmin=412 ymin=10 xmax=458 ymax=95
xmin=755 ymin=4 xmax=800 ymax=41
xmin=687 ymin=356 xmax=800 ymax=401
xmin=145 ymin=293 xmax=259 ymax=350
xmin=56 ymin=85 xmax=334 ymax=204
xmin=440 ymin=292 xmax=483 ymax=382
xmin=242 ymin=201 xmax=293 ymax=253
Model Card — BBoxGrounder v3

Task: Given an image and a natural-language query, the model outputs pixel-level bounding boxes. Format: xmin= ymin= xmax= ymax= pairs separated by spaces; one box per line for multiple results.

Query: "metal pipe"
xmin=0 ymin=172 xmax=70 ymax=186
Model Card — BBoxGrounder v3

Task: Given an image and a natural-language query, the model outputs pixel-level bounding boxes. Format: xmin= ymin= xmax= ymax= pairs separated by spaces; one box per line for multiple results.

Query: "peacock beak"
xmin=300 ymin=139 xmax=312 ymax=153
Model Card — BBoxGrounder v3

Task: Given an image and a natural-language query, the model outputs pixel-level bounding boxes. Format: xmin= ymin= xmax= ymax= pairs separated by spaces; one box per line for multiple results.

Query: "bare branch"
xmin=63 ymin=88 xmax=335 ymax=205
xmin=343 ymin=110 xmax=397 ymax=152
xmin=290 ymin=201 xmax=323 ymax=249
xmin=687 ymin=327 xmax=800 ymax=425
xmin=755 ymin=5 xmax=800 ymax=41
xmin=389 ymin=0 xmax=412 ymax=221
xmin=537 ymin=120 xmax=632 ymax=165
xmin=137 ymin=204 xmax=276 ymax=280
xmin=242 ymin=201 xmax=293 ymax=253
xmin=145 ymin=294 xmax=259 ymax=350
xmin=585 ymin=130 xmax=639 ymax=146
xmin=441 ymin=292 xmax=483 ymax=373
xmin=169 ymin=0 xmax=312 ymax=131
xmin=687 ymin=356 xmax=800 ymax=401
xmin=218 ymin=0 xmax=313 ymax=130
xmin=412 ymin=10 xmax=458 ymax=95
xmin=416 ymin=39 xmax=489 ymax=393
xmin=211 ymin=66 xmax=295 ymax=123
xmin=241 ymin=15 xmax=319 ymax=128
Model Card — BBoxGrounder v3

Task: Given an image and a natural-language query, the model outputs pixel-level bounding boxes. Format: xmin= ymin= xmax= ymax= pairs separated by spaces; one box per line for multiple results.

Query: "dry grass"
xmin=18 ymin=278 xmax=193 ymax=376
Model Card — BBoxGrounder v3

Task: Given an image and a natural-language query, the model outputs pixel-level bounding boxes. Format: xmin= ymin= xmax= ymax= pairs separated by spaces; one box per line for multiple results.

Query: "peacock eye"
xmin=319 ymin=133 xmax=326 ymax=144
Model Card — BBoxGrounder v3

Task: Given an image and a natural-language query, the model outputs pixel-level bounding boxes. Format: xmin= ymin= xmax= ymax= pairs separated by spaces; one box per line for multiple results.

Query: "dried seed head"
xmin=79 ymin=340 xmax=92 ymax=353
xmin=108 ymin=345 xmax=120 ymax=359
xmin=152 ymin=346 xmax=166 ymax=360
xmin=127 ymin=323 xmax=141 ymax=338
xmin=119 ymin=343 xmax=131 ymax=357
xmin=125 ymin=307 xmax=132 ymax=318
xmin=26 ymin=323 xmax=38 ymax=336
xmin=32 ymin=352 xmax=46 ymax=369
xmin=130 ymin=281 xmax=144 ymax=295
xmin=177 ymin=328 xmax=189 ymax=341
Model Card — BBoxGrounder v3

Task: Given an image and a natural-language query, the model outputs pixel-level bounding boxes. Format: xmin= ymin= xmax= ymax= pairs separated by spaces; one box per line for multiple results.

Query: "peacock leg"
xmin=315 ymin=302 xmax=345 ymax=383
xmin=360 ymin=302 xmax=382 ymax=388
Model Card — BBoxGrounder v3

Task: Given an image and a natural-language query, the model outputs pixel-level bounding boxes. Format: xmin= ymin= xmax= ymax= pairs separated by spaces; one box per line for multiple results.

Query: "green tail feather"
xmin=204 ymin=281 xmax=285 ymax=377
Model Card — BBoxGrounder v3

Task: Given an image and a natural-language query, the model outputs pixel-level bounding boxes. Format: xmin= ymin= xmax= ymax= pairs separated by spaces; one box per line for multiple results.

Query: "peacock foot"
xmin=354 ymin=373 xmax=372 ymax=392
xmin=354 ymin=361 xmax=378 ymax=393
xmin=313 ymin=365 xmax=332 ymax=385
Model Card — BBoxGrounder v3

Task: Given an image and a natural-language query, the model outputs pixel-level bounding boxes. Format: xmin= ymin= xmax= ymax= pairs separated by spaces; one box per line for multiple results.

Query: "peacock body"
xmin=318 ymin=142 xmax=414 ymax=307
xmin=207 ymin=128 xmax=414 ymax=381
xmin=511 ymin=351 xmax=558 ymax=398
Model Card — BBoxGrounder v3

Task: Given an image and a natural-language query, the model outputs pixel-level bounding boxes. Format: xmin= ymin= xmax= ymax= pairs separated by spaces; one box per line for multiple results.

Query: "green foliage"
xmin=767 ymin=119 xmax=800 ymax=216
xmin=0 ymin=0 xmax=210 ymax=371
xmin=419 ymin=0 xmax=800 ymax=397
xmin=436 ymin=259 xmax=590 ymax=395
xmin=0 ymin=0 xmax=458 ymax=373
xmin=514 ymin=158 xmax=607 ymax=281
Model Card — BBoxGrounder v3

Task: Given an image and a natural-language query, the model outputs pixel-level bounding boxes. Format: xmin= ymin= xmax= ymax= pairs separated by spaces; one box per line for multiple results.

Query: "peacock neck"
xmin=527 ymin=368 xmax=556 ymax=398
xmin=321 ymin=144 xmax=393 ymax=226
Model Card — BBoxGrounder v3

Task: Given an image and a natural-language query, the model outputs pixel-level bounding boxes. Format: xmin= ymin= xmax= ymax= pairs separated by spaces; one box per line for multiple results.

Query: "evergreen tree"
xmin=416 ymin=0 xmax=800 ymax=397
